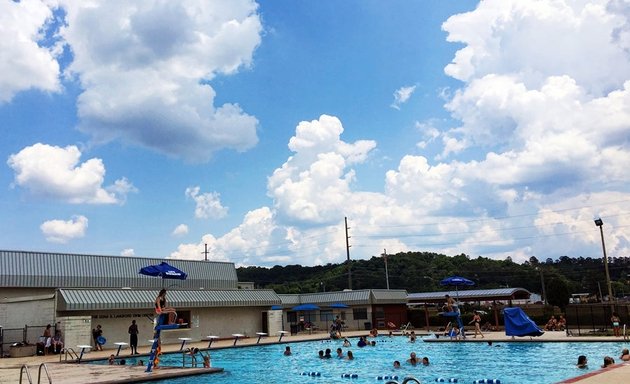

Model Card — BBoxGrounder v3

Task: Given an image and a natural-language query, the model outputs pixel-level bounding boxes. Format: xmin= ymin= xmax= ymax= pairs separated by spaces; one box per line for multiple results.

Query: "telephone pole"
xmin=202 ymin=243 xmax=209 ymax=261
xmin=345 ymin=217 xmax=352 ymax=290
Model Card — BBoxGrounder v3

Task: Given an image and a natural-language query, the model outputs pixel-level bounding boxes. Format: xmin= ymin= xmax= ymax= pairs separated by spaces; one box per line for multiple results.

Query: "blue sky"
xmin=1 ymin=0 xmax=629 ymax=267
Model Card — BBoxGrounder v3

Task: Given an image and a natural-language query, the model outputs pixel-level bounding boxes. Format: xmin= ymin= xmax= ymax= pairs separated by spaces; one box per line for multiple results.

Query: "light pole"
xmin=594 ymin=218 xmax=614 ymax=304
xmin=537 ymin=266 xmax=547 ymax=305
xmin=381 ymin=249 xmax=390 ymax=290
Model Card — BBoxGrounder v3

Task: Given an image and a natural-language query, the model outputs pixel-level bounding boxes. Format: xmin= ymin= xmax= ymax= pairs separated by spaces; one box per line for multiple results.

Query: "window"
xmin=353 ymin=307 xmax=367 ymax=320
xmin=176 ymin=310 xmax=191 ymax=328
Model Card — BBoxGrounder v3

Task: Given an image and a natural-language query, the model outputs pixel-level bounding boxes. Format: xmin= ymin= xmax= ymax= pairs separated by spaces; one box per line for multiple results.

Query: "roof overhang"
xmin=57 ymin=288 xmax=281 ymax=311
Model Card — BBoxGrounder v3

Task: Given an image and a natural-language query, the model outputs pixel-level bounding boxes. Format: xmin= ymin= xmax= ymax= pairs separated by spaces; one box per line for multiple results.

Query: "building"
xmin=0 ymin=250 xmax=280 ymax=351
xmin=277 ymin=289 xmax=408 ymax=333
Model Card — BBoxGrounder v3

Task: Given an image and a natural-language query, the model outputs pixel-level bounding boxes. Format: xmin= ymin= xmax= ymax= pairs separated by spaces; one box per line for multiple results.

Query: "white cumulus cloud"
xmin=40 ymin=215 xmax=88 ymax=243
xmin=0 ymin=0 xmax=61 ymax=103
xmin=172 ymin=224 xmax=189 ymax=237
xmin=58 ymin=0 xmax=262 ymax=162
xmin=7 ymin=143 xmax=136 ymax=204
xmin=121 ymin=248 xmax=135 ymax=256
xmin=185 ymin=186 xmax=228 ymax=219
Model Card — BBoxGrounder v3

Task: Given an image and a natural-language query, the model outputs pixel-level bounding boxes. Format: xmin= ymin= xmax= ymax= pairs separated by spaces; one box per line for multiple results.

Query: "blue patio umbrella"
xmin=139 ymin=261 xmax=188 ymax=280
xmin=292 ymin=303 xmax=320 ymax=311
xmin=440 ymin=275 xmax=475 ymax=303
xmin=329 ymin=303 xmax=349 ymax=308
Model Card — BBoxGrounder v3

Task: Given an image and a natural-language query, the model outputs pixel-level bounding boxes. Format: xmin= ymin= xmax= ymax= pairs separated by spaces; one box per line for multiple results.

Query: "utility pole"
xmin=345 ymin=217 xmax=352 ymax=290
xmin=202 ymin=243 xmax=209 ymax=261
xmin=382 ymin=249 xmax=390 ymax=290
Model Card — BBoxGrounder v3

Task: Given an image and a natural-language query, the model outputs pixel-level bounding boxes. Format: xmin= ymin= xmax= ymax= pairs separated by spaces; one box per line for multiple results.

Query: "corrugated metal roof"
xmin=57 ymin=288 xmax=281 ymax=311
xmin=407 ymin=288 xmax=531 ymax=303
xmin=278 ymin=294 xmax=301 ymax=306
xmin=0 ymin=250 xmax=238 ymax=289
xmin=371 ymin=289 xmax=408 ymax=304
xmin=298 ymin=290 xmax=372 ymax=305
xmin=278 ymin=289 xmax=407 ymax=307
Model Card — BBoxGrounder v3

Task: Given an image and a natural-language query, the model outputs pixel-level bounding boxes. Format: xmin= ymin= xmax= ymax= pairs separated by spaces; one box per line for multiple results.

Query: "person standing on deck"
xmin=128 ymin=320 xmax=139 ymax=354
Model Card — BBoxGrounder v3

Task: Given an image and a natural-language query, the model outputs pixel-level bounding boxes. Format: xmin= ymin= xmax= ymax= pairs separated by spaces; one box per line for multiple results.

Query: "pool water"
xmin=104 ymin=336 xmax=626 ymax=384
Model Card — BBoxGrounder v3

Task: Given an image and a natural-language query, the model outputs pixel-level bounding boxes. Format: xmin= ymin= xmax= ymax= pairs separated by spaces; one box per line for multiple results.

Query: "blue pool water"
xmin=99 ymin=337 xmax=627 ymax=384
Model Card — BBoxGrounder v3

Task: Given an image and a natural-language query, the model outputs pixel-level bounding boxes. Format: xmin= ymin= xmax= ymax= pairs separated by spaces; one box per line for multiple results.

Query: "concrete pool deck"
xmin=1 ymin=330 xmax=628 ymax=383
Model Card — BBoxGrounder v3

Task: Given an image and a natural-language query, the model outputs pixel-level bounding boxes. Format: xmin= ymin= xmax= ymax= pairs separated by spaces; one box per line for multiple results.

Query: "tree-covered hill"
xmin=236 ymin=251 xmax=630 ymax=308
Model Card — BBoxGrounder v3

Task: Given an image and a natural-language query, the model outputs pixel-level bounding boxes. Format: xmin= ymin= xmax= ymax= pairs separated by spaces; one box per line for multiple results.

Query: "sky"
xmin=1 ymin=0 xmax=630 ymax=268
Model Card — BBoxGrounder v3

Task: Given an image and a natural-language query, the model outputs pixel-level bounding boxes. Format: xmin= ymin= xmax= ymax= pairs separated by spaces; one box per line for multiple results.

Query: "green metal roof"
xmin=57 ymin=288 xmax=281 ymax=311
xmin=0 ymin=250 xmax=238 ymax=289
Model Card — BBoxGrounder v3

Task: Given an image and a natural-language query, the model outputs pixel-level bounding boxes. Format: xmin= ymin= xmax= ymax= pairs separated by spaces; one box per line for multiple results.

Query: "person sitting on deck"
xmin=52 ymin=330 xmax=64 ymax=353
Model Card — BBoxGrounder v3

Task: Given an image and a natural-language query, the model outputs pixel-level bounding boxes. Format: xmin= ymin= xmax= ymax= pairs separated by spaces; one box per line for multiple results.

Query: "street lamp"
xmin=594 ymin=218 xmax=614 ymax=304
xmin=381 ymin=249 xmax=390 ymax=290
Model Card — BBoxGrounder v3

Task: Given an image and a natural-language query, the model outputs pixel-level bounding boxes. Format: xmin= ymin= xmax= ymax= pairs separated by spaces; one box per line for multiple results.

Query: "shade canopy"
xmin=329 ymin=302 xmax=349 ymax=308
xmin=440 ymin=276 xmax=475 ymax=287
xmin=139 ymin=261 xmax=188 ymax=280
xmin=292 ymin=303 xmax=320 ymax=311
xmin=271 ymin=305 xmax=283 ymax=310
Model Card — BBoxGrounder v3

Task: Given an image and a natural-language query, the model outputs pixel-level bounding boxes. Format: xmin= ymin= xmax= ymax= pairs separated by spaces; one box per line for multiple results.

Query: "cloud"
xmin=269 ymin=115 xmax=376 ymax=224
xmin=58 ymin=0 xmax=262 ymax=161
xmin=7 ymin=143 xmax=136 ymax=204
xmin=185 ymin=187 xmax=228 ymax=219
xmin=442 ymin=0 xmax=630 ymax=96
xmin=391 ymin=85 xmax=416 ymax=110
xmin=0 ymin=0 xmax=61 ymax=103
xmin=172 ymin=224 xmax=189 ymax=237
xmin=121 ymin=248 xmax=135 ymax=256
xmin=40 ymin=215 xmax=88 ymax=243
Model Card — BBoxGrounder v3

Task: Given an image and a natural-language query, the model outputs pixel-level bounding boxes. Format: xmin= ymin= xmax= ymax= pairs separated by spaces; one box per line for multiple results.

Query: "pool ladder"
xmin=60 ymin=347 xmax=80 ymax=362
xmin=19 ymin=363 xmax=53 ymax=383
xmin=385 ymin=377 xmax=421 ymax=384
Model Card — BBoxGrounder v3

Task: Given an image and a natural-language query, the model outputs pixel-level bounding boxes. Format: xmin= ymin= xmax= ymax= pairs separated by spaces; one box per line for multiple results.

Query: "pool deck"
xmin=1 ymin=330 xmax=629 ymax=383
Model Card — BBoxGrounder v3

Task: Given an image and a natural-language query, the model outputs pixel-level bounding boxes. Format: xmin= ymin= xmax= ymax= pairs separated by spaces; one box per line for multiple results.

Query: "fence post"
xmin=23 ymin=325 xmax=28 ymax=344
xmin=0 ymin=325 xmax=3 ymax=358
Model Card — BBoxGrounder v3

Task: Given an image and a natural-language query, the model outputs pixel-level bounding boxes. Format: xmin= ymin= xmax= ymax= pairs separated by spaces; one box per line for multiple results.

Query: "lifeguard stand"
xmin=145 ymin=314 xmax=182 ymax=372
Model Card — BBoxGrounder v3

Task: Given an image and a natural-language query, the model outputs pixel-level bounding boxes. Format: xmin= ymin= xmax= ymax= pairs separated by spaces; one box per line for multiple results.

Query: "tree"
xmin=546 ymin=277 xmax=570 ymax=309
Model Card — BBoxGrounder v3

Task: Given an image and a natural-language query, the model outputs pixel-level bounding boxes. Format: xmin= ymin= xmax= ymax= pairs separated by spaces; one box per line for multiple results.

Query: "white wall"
xmin=0 ymin=289 xmax=55 ymax=331
xmin=57 ymin=306 xmax=267 ymax=351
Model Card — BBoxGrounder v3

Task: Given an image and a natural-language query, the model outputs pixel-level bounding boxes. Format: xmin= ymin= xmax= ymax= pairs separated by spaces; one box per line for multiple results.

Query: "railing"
xmin=181 ymin=351 xmax=199 ymax=367
xmin=37 ymin=363 xmax=52 ymax=384
xmin=19 ymin=364 xmax=33 ymax=384
xmin=61 ymin=348 xmax=79 ymax=362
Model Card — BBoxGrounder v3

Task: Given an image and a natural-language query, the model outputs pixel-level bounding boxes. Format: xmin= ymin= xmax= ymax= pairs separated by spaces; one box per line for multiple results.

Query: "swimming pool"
xmin=103 ymin=337 xmax=627 ymax=384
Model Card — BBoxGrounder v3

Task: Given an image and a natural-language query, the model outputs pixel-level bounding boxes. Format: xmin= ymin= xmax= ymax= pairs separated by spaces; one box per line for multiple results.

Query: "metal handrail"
xmin=37 ymin=363 xmax=52 ymax=384
xmin=61 ymin=347 xmax=79 ymax=362
xmin=181 ymin=350 xmax=198 ymax=367
xmin=19 ymin=364 xmax=33 ymax=384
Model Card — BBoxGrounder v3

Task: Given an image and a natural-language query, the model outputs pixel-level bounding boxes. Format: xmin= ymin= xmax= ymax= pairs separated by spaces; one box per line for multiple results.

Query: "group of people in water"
xmin=577 ymin=347 xmax=630 ymax=370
